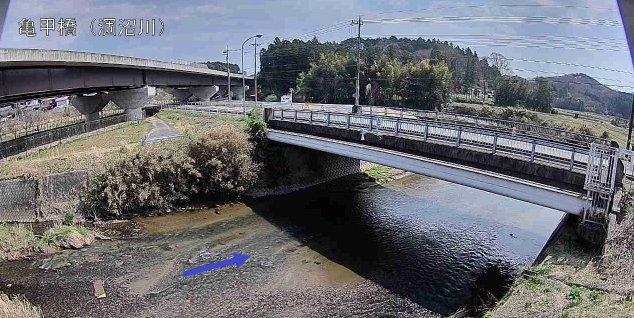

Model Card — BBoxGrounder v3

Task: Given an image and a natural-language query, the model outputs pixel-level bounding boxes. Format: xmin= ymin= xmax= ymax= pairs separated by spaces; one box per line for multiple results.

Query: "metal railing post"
xmin=456 ymin=127 xmax=462 ymax=146
xmin=369 ymin=116 xmax=373 ymax=130
xmin=310 ymin=111 xmax=313 ymax=125
xmin=570 ymin=148 xmax=576 ymax=171
xmin=346 ymin=114 xmax=350 ymax=129
xmin=327 ymin=113 xmax=331 ymax=126
xmin=492 ymin=133 xmax=498 ymax=154
xmin=294 ymin=110 xmax=297 ymax=122
xmin=424 ymin=123 xmax=428 ymax=141
xmin=394 ymin=119 xmax=399 ymax=136
xmin=530 ymin=140 xmax=536 ymax=162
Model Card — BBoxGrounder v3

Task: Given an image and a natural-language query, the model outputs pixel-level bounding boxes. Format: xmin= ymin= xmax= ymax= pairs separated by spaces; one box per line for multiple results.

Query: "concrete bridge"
xmin=0 ymin=48 xmax=254 ymax=121
xmin=256 ymin=107 xmax=627 ymax=218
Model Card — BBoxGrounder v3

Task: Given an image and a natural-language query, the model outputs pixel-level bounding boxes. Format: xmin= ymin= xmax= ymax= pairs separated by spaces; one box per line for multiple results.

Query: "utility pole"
xmin=251 ymin=40 xmax=261 ymax=103
xmin=625 ymin=97 xmax=634 ymax=150
xmin=352 ymin=16 xmax=363 ymax=113
xmin=223 ymin=45 xmax=231 ymax=102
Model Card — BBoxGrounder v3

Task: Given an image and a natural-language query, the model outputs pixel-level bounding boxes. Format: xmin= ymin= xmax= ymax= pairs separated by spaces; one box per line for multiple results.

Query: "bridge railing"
xmin=359 ymin=105 xmax=608 ymax=147
xmin=271 ymin=108 xmax=590 ymax=172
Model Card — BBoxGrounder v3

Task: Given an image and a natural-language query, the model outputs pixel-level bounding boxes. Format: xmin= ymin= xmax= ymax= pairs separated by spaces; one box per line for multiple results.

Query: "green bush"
xmin=86 ymin=125 xmax=259 ymax=217
xmin=264 ymin=94 xmax=279 ymax=102
xmin=63 ymin=212 xmax=75 ymax=225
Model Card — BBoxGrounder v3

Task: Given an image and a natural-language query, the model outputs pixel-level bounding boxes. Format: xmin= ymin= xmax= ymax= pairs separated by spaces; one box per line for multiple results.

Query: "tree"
xmin=526 ymin=77 xmax=555 ymax=113
xmin=488 ymin=52 xmax=512 ymax=76
xmin=494 ymin=76 xmax=529 ymax=106
xmin=297 ymin=52 xmax=356 ymax=103
xmin=205 ymin=61 xmax=239 ymax=73
xmin=405 ymin=60 xmax=453 ymax=110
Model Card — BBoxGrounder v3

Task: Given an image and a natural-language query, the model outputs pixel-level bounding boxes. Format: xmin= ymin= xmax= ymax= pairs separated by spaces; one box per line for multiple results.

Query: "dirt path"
xmin=0 ymin=203 xmax=438 ymax=318
xmin=145 ymin=117 xmax=181 ymax=140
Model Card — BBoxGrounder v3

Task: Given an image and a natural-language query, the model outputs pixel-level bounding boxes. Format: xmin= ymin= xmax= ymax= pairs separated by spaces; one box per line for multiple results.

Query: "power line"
xmin=502 ymin=58 xmax=633 ymax=75
xmin=259 ymin=74 xmax=634 ymax=89
xmin=363 ymin=35 xmax=628 ymax=52
xmin=361 ymin=33 xmax=627 ymax=45
xmin=362 ymin=4 xmax=616 ymax=18
xmin=362 ymin=16 xmax=622 ymax=27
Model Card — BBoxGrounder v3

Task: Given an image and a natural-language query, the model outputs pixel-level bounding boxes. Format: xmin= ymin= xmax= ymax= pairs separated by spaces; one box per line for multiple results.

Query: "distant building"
xmin=55 ymin=96 xmax=69 ymax=107
xmin=18 ymin=99 xmax=39 ymax=109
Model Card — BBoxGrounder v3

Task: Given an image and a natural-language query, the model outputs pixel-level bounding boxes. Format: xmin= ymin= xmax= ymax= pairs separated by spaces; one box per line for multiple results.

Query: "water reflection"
xmin=249 ymin=174 xmax=564 ymax=314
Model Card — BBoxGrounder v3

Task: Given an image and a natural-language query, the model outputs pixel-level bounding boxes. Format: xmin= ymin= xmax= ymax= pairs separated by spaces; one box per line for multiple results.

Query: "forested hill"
xmin=258 ymin=36 xmax=500 ymax=104
xmin=545 ymin=73 xmax=632 ymax=117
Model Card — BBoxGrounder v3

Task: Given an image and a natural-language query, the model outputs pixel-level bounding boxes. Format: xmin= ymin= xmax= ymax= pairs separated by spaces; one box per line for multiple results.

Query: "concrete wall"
xmin=0 ymin=170 xmax=88 ymax=222
xmin=267 ymin=120 xmax=586 ymax=193
xmin=248 ymin=143 xmax=378 ymax=198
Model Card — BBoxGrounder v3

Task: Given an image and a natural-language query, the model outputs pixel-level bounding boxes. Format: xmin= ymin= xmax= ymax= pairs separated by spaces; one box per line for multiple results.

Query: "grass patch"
xmin=532 ymin=264 xmax=555 ymax=275
xmin=1 ymin=223 xmax=93 ymax=260
xmin=0 ymin=120 xmax=150 ymax=179
xmin=36 ymin=225 xmax=89 ymax=250
xmin=522 ymin=275 xmax=547 ymax=291
xmin=0 ymin=224 xmax=36 ymax=261
xmin=566 ymin=287 xmax=588 ymax=308
xmin=156 ymin=110 xmax=244 ymax=133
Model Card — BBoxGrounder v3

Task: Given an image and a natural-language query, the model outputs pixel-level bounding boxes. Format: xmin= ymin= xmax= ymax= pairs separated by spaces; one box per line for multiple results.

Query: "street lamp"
xmin=242 ymin=34 xmax=263 ymax=110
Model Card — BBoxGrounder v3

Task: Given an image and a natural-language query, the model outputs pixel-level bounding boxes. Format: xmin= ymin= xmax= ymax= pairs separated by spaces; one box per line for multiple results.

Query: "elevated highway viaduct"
xmin=0 ymin=48 xmax=254 ymax=121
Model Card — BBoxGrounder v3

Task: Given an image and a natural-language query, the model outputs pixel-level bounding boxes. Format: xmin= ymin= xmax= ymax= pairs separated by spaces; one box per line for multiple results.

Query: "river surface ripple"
xmin=254 ymin=174 xmax=564 ymax=314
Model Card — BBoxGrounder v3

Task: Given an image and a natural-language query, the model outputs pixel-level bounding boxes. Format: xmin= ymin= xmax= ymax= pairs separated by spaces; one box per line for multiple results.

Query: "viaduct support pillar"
xmin=70 ymin=93 xmax=109 ymax=122
xmin=163 ymin=87 xmax=192 ymax=103
xmin=189 ymin=86 xmax=220 ymax=101
xmin=108 ymin=87 xmax=154 ymax=120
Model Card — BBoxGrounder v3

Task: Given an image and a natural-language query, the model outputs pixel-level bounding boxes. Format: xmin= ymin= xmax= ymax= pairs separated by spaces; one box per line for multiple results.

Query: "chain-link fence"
xmin=0 ymin=170 xmax=89 ymax=222
xmin=0 ymin=178 xmax=39 ymax=222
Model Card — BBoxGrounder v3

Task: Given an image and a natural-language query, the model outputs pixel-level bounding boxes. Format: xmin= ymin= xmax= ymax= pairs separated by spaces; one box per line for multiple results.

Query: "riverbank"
xmin=0 ymin=196 xmax=441 ymax=318
xmin=483 ymin=215 xmax=634 ymax=318
xmin=0 ymin=170 xmax=562 ymax=318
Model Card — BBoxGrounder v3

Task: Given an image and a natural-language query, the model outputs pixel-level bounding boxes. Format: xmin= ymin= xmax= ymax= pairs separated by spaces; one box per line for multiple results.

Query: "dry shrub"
xmin=0 ymin=224 xmax=36 ymax=261
xmin=86 ymin=140 xmax=200 ymax=216
xmin=186 ymin=125 xmax=259 ymax=198
xmin=602 ymin=203 xmax=634 ymax=286
xmin=86 ymin=124 xmax=259 ymax=217
xmin=0 ymin=293 xmax=42 ymax=318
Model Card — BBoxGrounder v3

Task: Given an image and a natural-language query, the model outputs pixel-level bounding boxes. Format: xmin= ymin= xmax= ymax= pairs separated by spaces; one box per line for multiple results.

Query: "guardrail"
xmin=270 ymin=108 xmax=590 ymax=172
xmin=158 ymin=104 xmax=253 ymax=116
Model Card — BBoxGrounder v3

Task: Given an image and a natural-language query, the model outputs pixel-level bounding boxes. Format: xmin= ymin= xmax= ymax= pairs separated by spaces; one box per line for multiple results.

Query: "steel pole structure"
xmin=617 ymin=0 xmax=634 ymax=149
xmin=356 ymin=16 xmax=361 ymax=107
xmin=252 ymin=39 xmax=260 ymax=103
xmin=225 ymin=46 xmax=230 ymax=102
xmin=352 ymin=17 xmax=363 ymax=112
xmin=242 ymin=34 xmax=263 ymax=109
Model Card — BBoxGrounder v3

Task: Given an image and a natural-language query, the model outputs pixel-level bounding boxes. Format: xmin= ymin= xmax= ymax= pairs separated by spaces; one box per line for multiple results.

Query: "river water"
xmin=249 ymin=173 xmax=565 ymax=315
xmin=0 ymin=172 xmax=565 ymax=318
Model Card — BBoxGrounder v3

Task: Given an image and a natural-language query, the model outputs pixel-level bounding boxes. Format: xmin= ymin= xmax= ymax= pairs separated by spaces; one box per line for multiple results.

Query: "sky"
xmin=1 ymin=0 xmax=633 ymax=92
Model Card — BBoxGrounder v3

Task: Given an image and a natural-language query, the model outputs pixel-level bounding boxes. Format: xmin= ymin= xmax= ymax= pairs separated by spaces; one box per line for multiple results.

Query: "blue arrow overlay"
xmin=183 ymin=253 xmax=250 ymax=277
